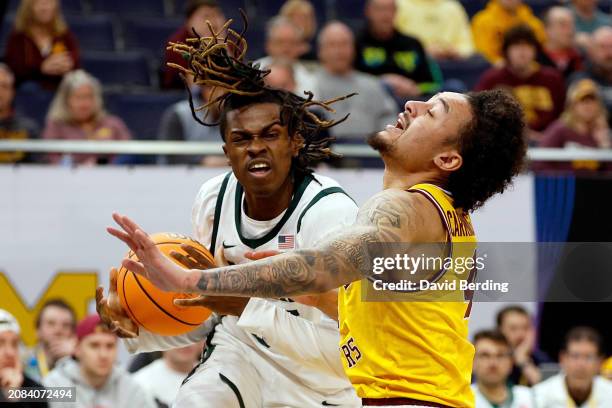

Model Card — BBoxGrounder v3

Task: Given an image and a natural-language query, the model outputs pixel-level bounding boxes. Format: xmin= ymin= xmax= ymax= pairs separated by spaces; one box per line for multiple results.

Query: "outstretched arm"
xmin=108 ymin=189 xmax=436 ymax=297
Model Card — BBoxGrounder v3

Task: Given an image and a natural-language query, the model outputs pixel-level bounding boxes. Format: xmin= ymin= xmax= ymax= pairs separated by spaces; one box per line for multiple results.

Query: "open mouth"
xmin=247 ymin=160 xmax=272 ymax=176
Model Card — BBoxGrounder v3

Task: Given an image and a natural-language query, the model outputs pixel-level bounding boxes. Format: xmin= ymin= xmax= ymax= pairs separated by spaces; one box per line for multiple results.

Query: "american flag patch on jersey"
xmin=278 ymin=234 xmax=295 ymax=249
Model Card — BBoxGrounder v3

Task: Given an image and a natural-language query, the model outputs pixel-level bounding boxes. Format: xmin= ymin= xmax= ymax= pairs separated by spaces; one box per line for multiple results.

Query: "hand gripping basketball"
xmin=96 ymin=268 xmax=139 ymax=338
xmin=107 ymin=213 xmax=193 ymax=293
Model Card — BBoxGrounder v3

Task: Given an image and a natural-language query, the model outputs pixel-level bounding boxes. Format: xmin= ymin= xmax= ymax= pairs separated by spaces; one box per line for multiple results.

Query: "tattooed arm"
xmin=108 ymin=189 xmax=444 ymax=297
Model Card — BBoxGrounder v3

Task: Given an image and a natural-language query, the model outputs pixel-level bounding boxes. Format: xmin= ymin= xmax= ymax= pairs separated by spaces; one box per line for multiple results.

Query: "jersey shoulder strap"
xmin=209 ymin=172 xmax=232 ymax=256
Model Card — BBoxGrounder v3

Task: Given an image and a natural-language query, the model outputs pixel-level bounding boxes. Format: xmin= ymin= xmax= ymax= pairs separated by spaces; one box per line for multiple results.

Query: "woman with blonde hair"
xmin=279 ymin=0 xmax=318 ymax=60
xmin=538 ymin=78 xmax=611 ymax=172
xmin=43 ymin=70 xmax=131 ymax=165
xmin=5 ymin=0 xmax=80 ymax=90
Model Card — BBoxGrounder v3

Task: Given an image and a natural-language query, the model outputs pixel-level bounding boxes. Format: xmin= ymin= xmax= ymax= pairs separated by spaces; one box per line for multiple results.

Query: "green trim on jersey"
xmin=234 ymin=174 xmax=314 ymax=249
xmin=209 ymin=172 xmax=232 ymax=256
xmin=296 ymin=187 xmax=355 ymax=233
xmin=219 ymin=373 xmax=246 ymax=408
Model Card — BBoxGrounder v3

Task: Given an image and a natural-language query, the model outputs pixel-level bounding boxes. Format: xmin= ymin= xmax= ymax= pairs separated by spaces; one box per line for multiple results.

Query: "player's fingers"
xmin=111 ymin=321 xmax=137 ymax=338
xmin=122 ymin=258 xmax=145 ymax=276
xmin=95 ymin=287 xmax=105 ymax=311
xmin=181 ymin=244 xmax=215 ymax=268
xmin=107 ymin=227 xmax=139 ymax=251
xmin=121 ymin=215 xmax=147 ymax=238
xmin=134 ymin=229 xmax=156 ymax=251
xmin=169 ymin=251 xmax=197 ymax=269
xmin=244 ymin=250 xmax=280 ymax=260
xmin=112 ymin=213 xmax=136 ymax=235
xmin=174 ymin=296 xmax=208 ymax=307
xmin=109 ymin=268 xmax=119 ymax=293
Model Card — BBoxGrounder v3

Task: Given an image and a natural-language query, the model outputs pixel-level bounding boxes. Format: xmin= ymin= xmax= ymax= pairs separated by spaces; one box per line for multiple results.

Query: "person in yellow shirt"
xmin=394 ymin=0 xmax=475 ymax=59
xmin=472 ymin=0 xmax=547 ymax=64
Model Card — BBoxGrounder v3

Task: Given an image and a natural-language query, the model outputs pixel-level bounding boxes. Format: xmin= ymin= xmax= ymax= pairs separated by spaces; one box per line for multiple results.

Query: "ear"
xmin=221 ymin=144 xmax=232 ymax=166
xmin=433 ymin=150 xmax=462 ymax=172
xmin=291 ymin=133 xmax=305 ymax=158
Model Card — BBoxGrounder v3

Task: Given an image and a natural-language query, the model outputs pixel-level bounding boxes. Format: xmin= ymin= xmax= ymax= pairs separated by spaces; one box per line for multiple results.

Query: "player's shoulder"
xmin=195 ymin=171 xmax=236 ymax=201
xmin=304 ymin=173 xmax=357 ymax=209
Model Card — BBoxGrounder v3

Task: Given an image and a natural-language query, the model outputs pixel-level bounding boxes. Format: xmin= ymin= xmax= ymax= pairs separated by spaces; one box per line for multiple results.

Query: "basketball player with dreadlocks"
xmin=98 ymin=16 xmax=361 ymax=408
xmin=107 ymin=14 xmax=528 ymax=408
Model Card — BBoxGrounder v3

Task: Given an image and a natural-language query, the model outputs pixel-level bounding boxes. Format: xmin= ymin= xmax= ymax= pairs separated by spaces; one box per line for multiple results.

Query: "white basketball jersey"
xmin=190 ymin=171 xmax=358 ymax=391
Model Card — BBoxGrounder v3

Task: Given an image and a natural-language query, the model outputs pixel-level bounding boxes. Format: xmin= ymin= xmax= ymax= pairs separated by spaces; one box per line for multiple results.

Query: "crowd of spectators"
xmin=0 ymin=0 xmax=610 ymax=171
xmin=471 ymin=305 xmax=612 ymax=408
xmin=2 ymin=302 xmax=611 ymax=407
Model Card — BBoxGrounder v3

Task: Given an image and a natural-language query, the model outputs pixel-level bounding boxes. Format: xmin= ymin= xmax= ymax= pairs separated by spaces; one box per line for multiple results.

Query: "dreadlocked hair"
xmin=166 ymin=10 xmax=355 ymax=176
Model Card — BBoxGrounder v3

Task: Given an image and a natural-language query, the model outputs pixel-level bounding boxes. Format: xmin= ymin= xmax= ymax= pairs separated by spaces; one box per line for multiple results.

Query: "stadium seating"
xmin=66 ymin=15 xmax=115 ymax=51
xmin=123 ymin=17 xmax=183 ymax=57
xmin=105 ymin=91 xmax=185 ymax=140
xmin=90 ymin=0 xmax=166 ymax=17
xmin=175 ymin=0 xmax=245 ymax=20
xmin=14 ymin=89 xmax=54 ymax=127
xmin=437 ymin=55 xmax=491 ymax=91
xmin=81 ymin=51 xmax=151 ymax=87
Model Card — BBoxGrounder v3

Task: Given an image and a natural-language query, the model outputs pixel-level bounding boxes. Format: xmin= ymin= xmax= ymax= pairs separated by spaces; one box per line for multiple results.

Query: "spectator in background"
xmin=44 ymin=315 xmax=156 ymax=408
xmin=5 ymin=0 xmax=79 ymax=91
xmin=157 ymin=85 xmax=225 ymax=166
xmin=541 ymin=7 xmax=584 ymax=79
xmin=472 ymin=330 xmax=534 ymax=408
xmin=537 ymin=79 xmax=610 ymax=173
xmin=256 ymin=16 xmax=316 ymax=96
xmin=394 ymin=0 xmax=474 ymax=60
xmin=355 ymin=0 xmax=440 ymax=103
xmin=0 ymin=309 xmax=48 ymax=408
xmin=569 ymin=27 xmax=612 ymax=117
xmin=162 ymin=0 xmax=225 ymax=89
xmin=534 ymin=327 xmax=612 ymax=407
xmin=472 ymin=0 xmax=546 ymax=65
xmin=0 ymin=63 xmax=40 ymax=164
xmin=279 ymin=0 xmax=318 ymax=61
xmin=264 ymin=58 xmax=298 ymax=91
xmin=42 ymin=70 xmax=132 ymax=165
xmin=571 ymin=0 xmax=611 ymax=48
xmin=23 ymin=300 xmax=76 ymax=383
xmin=475 ymin=25 xmax=565 ymax=143
xmin=314 ymin=21 xmax=397 ymax=140
xmin=496 ymin=305 xmax=550 ymax=386
xmin=133 ymin=343 xmax=202 ymax=407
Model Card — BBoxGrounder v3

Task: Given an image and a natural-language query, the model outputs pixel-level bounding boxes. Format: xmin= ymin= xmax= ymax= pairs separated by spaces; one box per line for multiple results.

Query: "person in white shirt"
xmin=534 ymin=326 xmax=612 ymax=408
xmin=133 ymin=343 xmax=202 ymax=407
xmin=472 ymin=330 xmax=535 ymax=408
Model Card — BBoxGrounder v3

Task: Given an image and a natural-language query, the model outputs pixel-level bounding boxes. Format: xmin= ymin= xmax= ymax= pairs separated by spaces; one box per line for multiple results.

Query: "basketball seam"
xmin=120 ymin=268 xmax=146 ymax=329
xmin=130 ymin=271 xmax=202 ymax=327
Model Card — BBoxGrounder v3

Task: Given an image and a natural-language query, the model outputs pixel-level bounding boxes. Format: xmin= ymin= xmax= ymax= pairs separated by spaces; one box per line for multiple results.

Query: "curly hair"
xmin=166 ymin=11 xmax=354 ymax=176
xmin=447 ymin=90 xmax=527 ymax=212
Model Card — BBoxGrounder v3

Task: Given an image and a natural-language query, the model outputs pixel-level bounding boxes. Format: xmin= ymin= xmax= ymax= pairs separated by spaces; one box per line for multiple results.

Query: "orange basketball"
xmin=116 ymin=232 xmax=214 ymax=336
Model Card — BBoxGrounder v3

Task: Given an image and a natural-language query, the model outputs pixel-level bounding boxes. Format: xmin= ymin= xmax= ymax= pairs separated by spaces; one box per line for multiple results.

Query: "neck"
xmin=478 ymin=381 xmax=510 ymax=404
xmin=566 ymin=377 xmax=593 ymax=404
xmin=509 ymin=63 xmax=537 ymax=79
xmin=164 ymin=357 xmax=193 ymax=374
xmin=547 ymin=40 xmax=568 ymax=52
xmin=80 ymin=365 xmax=109 ymax=390
xmin=243 ymin=175 xmax=295 ymax=220
xmin=382 ymin=167 xmax=446 ymax=190
xmin=325 ymin=67 xmax=352 ymax=77
xmin=370 ymin=25 xmax=394 ymax=40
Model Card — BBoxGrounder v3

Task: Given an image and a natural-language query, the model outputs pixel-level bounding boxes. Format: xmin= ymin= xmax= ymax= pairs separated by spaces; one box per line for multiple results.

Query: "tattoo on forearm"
xmin=194 ymin=190 xmax=422 ymax=297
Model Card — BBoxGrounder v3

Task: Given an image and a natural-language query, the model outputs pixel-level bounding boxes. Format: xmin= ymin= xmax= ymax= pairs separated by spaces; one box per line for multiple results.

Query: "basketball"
xmin=116 ymin=232 xmax=214 ymax=336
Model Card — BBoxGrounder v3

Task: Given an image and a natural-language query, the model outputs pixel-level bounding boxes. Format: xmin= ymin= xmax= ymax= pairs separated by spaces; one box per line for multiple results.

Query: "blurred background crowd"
xmin=0 ymin=0 xmax=610 ymax=170
xmin=2 ymin=302 xmax=611 ymax=407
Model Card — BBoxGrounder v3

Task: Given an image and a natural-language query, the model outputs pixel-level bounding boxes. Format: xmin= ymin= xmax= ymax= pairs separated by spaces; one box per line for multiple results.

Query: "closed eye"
xmin=427 ymin=109 xmax=434 ymax=118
